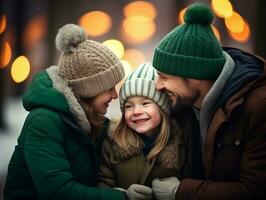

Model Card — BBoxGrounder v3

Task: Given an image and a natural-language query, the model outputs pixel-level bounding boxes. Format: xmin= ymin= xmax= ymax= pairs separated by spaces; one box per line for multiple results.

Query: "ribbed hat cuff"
xmin=153 ymin=48 xmax=225 ymax=80
xmin=69 ymin=62 xmax=124 ymax=97
xmin=119 ymin=79 xmax=170 ymax=114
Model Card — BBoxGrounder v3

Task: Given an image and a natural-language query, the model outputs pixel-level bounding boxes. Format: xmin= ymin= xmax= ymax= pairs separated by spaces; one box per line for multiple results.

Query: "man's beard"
xmin=171 ymin=94 xmax=197 ymax=112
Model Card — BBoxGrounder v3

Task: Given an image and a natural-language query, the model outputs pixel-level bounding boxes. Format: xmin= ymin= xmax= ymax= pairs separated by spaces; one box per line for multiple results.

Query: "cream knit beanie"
xmin=55 ymin=24 xmax=125 ymax=98
xmin=120 ymin=62 xmax=170 ymax=114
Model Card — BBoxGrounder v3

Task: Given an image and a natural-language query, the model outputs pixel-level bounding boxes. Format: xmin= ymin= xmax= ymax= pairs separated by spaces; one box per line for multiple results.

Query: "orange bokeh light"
xmin=23 ymin=15 xmax=47 ymax=50
xmin=225 ymin=11 xmax=245 ymax=33
xmin=178 ymin=8 xmax=186 ymax=24
xmin=228 ymin=21 xmax=250 ymax=42
xmin=0 ymin=15 xmax=7 ymax=34
xmin=0 ymin=41 xmax=12 ymax=68
xmin=124 ymin=1 xmax=156 ymax=20
xmin=122 ymin=17 xmax=155 ymax=44
xmin=79 ymin=11 xmax=112 ymax=37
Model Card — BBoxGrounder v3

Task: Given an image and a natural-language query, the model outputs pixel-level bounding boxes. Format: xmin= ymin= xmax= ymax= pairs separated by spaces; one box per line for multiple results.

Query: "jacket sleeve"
xmin=24 ymin=111 xmax=124 ymax=200
xmin=97 ymin=139 xmax=117 ymax=188
xmin=176 ymin=101 xmax=266 ymax=200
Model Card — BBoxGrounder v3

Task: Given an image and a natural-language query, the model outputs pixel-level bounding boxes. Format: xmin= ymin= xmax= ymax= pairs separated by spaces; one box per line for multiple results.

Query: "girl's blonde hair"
xmin=112 ymin=105 xmax=170 ymax=160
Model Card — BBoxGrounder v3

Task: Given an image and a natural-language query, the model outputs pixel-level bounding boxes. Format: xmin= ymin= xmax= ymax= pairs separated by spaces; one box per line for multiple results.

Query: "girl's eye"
xmin=143 ymin=101 xmax=151 ymax=106
xmin=125 ymin=105 xmax=132 ymax=109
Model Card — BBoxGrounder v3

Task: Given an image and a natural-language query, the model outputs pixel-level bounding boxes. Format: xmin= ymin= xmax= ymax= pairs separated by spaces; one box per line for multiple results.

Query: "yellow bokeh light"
xmin=0 ymin=41 xmax=12 ymax=68
xmin=11 ymin=56 xmax=30 ymax=83
xmin=79 ymin=11 xmax=112 ymax=37
xmin=122 ymin=17 xmax=156 ymax=43
xmin=228 ymin=21 xmax=250 ymax=42
xmin=124 ymin=1 xmax=156 ymax=20
xmin=178 ymin=8 xmax=186 ymax=24
xmin=102 ymin=39 xmax=125 ymax=59
xmin=0 ymin=15 xmax=7 ymax=34
xmin=123 ymin=49 xmax=146 ymax=69
xmin=121 ymin=60 xmax=132 ymax=78
xmin=212 ymin=0 xmax=233 ymax=18
xmin=23 ymin=15 xmax=47 ymax=49
xmin=225 ymin=11 xmax=245 ymax=33
xmin=211 ymin=25 xmax=221 ymax=41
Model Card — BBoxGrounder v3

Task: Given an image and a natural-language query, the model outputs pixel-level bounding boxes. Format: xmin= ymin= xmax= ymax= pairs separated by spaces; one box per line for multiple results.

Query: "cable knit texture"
xmin=55 ymin=24 xmax=124 ymax=97
xmin=153 ymin=3 xmax=225 ymax=80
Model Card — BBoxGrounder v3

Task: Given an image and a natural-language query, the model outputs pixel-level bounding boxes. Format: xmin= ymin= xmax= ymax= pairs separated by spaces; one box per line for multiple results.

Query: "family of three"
xmin=4 ymin=3 xmax=266 ymax=200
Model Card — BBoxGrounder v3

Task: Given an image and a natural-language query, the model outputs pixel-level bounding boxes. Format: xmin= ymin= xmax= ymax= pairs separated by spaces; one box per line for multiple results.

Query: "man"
xmin=151 ymin=3 xmax=266 ymax=200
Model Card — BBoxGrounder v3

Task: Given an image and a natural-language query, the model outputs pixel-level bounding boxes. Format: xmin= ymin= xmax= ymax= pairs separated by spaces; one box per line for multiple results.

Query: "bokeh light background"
xmin=0 ymin=0 xmax=265 ymax=198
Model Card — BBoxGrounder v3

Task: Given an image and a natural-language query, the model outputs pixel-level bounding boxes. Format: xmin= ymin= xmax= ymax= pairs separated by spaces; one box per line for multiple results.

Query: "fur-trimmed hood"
xmin=106 ymin=120 xmax=184 ymax=169
xmin=23 ymin=65 xmax=91 ymax=133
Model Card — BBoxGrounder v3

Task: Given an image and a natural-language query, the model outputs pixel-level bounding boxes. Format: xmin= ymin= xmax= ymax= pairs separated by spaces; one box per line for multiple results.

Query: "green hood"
xmin=23 ymin=69 xmax=69 ymax=114
xmin=23 ymin=65 xmax=91 ymax=133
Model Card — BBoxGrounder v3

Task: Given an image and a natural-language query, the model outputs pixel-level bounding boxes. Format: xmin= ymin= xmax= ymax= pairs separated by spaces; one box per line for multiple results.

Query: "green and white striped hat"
xmin=119 ymin=62 xmax=170 ymax=113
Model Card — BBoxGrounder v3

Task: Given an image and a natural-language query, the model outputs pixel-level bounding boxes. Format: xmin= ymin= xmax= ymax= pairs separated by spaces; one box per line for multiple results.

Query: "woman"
xmin=4 ymin=24 xmax=126 ymax=200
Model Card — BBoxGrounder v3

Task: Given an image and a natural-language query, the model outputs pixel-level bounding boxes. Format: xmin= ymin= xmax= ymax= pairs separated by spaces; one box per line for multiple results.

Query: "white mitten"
xmin=125 ymin=184 xmax=153 ymax=200
xmin=152 ymin=177 xmax=180 ymax=200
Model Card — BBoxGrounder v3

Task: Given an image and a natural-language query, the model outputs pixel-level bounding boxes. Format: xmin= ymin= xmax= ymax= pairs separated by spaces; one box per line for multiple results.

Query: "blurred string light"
xmin=23 ymin=15 xmax=47 ymax=50
xmin=79 ymin=11 xmax=112 ymax=37
xmin=178 ymin=8 xmax=186 ymax=24
xmin=122 ymin=1 xmax=157 ymax=44
xmin=122 ymin=48 xmax=146 ymax=69
xmin=224 ymin=11 xmax=245 ymax=33
xmin=0 ymin=14 xmax=7 ymax=34
xmin=212 ymin=0 xmax=233 ymax=18
xmin=11 ymin=56 xmax=30 ymax=83
xmin=228 ymin=20 xmax=250 ymax=42
xmin=124 ymin=1 xmax=156 ymax=20
xmin=102 ymin=39 xmax=125 ymax=59
xmin=122 ymin=17 xmax=156 ymax=43
xmin=178 ymin=1 xmax=250 ymax=43
xmin=0 ymin=41 xmax=12 ymax=68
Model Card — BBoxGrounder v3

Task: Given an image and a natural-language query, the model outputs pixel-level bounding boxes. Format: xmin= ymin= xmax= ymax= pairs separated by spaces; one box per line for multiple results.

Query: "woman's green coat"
xmin=4 ymin=66 xmax=125 ymax=200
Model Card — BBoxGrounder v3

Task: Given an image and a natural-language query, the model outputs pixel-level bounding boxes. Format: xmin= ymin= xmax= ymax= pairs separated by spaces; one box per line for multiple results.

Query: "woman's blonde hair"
xmin=112 ymin=105 xmax=170 ymax=160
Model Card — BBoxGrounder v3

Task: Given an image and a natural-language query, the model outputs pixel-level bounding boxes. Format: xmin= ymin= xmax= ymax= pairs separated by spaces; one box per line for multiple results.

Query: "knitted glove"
xmin=125 ymin=184 xmax=153 ymax=200
xmin=152 ymin=177 xmax=180 ymax=200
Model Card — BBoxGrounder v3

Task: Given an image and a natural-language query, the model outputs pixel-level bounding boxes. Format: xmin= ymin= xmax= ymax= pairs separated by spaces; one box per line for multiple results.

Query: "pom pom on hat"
xmin=184 ymin=3 xmax=215 ymax=26
xmin=55 ymin=24 xmax=125 ymax=98
xmin=152 ymin=3 xmax=225 ymax=80
xmin=55 ymin=24 xmax=86 ymax=53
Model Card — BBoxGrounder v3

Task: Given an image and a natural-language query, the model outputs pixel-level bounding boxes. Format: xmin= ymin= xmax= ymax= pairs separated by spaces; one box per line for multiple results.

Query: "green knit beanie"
xmin=152 ymin=3 xmax=225 ymax=80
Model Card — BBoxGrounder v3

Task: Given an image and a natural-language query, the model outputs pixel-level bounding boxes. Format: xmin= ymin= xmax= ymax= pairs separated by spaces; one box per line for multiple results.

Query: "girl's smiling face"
xmin=124 ymin=96 xmax=161 ymax=137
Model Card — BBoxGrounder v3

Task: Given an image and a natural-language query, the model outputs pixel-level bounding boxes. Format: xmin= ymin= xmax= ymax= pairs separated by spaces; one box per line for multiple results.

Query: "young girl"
xmin=4 ymin=24 xmax=126 ymax=200
xmin=97 ymin=63 xmax=184 ymax=200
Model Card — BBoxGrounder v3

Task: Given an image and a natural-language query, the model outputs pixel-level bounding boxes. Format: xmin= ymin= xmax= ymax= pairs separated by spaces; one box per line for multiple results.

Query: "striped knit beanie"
xmin=153 ymin=3 xmax=225 ymax=80
xmin=55 ymin=24 xmax=125 ymax=98
xmin=120 ymin=62 xmax=170 ymax=113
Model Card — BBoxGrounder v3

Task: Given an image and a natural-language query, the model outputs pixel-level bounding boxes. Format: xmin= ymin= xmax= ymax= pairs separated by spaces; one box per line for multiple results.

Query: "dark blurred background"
xmin=0 ymin=0 xmax=265 ymax=199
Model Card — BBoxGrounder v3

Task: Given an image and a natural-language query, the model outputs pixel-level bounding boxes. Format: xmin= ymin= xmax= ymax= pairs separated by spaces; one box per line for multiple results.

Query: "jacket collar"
xmin=46 ymin=66 xmax=91 ymax=133
xmin=107 ymin=120 xmax=183 ymax=169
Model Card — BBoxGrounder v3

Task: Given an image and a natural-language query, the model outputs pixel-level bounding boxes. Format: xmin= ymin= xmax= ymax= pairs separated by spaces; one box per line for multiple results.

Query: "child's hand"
xmin=126 ymin=184 xmax=153 ymax=200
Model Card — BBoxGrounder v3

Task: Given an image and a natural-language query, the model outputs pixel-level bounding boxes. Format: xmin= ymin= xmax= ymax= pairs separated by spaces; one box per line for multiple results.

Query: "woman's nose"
xmin=111 ymin=88 xmax=118 ymax=99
